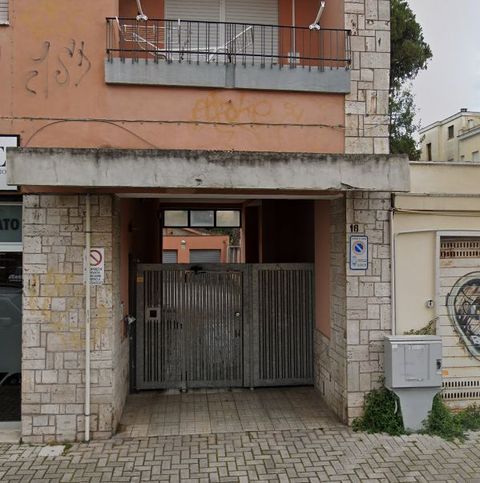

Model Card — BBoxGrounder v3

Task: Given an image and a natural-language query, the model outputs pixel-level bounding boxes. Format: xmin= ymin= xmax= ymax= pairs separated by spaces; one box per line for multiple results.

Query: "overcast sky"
xmin=407 ymin=0 xmax=480 ymax=128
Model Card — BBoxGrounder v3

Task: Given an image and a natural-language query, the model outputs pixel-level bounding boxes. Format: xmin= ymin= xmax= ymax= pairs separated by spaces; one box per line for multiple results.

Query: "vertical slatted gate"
xmin=184 ymin=270 xmax=243 ymax=387
xmin=137 ymin=264 xmax=244 ymax=389
xmin=252 ymin=264 xmax=314 ymax=386
xmin=136 ymin=263 xmax=314 ymax=390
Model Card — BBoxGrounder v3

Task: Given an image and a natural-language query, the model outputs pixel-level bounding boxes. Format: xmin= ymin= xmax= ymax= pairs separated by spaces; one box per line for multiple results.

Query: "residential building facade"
xmin=393 ymin=162 xmax=480 ymax=410
xmin=420 ymin=109 xmax=480 ymax=162
xmin=0 ymin=0 xmax=407 ymax=443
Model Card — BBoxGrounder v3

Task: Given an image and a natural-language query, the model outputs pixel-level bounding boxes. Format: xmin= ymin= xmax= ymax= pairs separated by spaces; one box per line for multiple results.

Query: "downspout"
xmin=291 ymin=0 xmax=296 ymax=61
xmin=85 ymin=194 xmax=91 ymax=442
xmin=390 ymin=208 xmax=396 ymax=335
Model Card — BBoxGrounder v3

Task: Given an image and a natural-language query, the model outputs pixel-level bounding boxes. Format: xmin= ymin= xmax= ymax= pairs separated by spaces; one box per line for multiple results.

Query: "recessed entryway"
xmin=116 ymin=387 xmax=337 ymax=438
xmin=0 ymin=202 xmax=23 ymax=432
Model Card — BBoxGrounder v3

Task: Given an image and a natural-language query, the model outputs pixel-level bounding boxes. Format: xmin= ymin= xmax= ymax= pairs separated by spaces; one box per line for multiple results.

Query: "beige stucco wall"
xmin=410 ymin=162 xmax=480 ymax=194
xmin=394 ymin=162 xmax=480 ymax=334
xmin=394 ymin=164 xmax=480 ymax=409
xmin=393 ymin=209 xmax=480 ymax=334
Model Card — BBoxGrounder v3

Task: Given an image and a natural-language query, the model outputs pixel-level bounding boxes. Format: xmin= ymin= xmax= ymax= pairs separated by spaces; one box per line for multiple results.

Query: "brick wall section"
xmin=345 ymin=0 xmax=391 ymax=154
xmin=345 ymin=191 xmax=392 ymax=422
xmin=22 ymin=194 xmax=128 ymax=443
xmin=314 ymin=198 xmax=348 ymax=422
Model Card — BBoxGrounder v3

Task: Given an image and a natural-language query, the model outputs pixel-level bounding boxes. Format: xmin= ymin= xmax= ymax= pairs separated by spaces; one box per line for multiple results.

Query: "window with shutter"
xmin=189 ymin=249 xmax=221 ymax=263
xmin=0 ymin=0 xmax=8 ymax=24
xmin=164 ymin=0 xmax=278 ymax=61
xmin=164 ymin=0 xmax=278 ymax=25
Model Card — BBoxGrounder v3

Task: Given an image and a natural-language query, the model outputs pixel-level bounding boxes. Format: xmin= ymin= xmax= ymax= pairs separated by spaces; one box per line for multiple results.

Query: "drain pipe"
xmin=291 ymin=0 xmax=296 ymax=61
xmin=390 ymin=208 xmax=396 ymax=335
xmin=85 ymin=194 xmax=91 ymax=442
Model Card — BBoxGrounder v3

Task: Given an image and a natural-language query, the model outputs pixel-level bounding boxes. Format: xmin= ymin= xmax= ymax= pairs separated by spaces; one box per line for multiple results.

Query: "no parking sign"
xmin=84 ymin=248 xmax=105 ymax=285
xmin=350 ymin=235 xmax=368 ymax=270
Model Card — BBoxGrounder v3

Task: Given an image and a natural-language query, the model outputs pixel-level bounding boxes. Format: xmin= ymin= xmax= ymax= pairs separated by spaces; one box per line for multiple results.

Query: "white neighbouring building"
xmin=420 ymin=109 xmax=480 ymax=162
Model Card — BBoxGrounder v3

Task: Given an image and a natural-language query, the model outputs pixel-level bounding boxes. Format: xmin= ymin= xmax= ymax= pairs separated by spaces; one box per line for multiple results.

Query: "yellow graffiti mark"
xmin=283 ymin=102 xmax=304 ymax=122
xmin=191 ymin=92 xmax=273 ymax=124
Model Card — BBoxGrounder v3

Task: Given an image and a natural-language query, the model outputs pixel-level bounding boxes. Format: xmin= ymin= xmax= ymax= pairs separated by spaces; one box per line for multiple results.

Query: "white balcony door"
xmin=165 ymin=0 xmax=278 ymax=24
xmin=165 ymin=0 xmax=222 ymax=23
xmin=225 ymin=0 xmax=278 ymax=26
xmin=165 ymin=0 xmax=278 ymax=62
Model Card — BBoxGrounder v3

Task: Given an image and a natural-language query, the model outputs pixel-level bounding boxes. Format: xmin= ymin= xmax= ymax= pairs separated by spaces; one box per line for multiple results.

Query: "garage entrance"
xmin=136 ymin=263 xmax=314 ymax=390
xmin=122 ymin=198 xmax=319 ymax=392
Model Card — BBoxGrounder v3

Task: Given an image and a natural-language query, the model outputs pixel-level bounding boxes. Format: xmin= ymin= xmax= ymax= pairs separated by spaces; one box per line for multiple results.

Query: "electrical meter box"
xmin=384 ymin=335 xmax=442 ymax=389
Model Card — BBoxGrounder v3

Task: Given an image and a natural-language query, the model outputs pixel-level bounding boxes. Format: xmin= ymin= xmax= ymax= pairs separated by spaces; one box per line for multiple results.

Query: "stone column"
xmin=345 ymin=191 xmax=392 ymax=423
xmin=314 ymin=192 xmax=392 ymax=424
xmin=345 ymin=0 xmax=391 ymax=155
xmin=22 ymin=194 xmax=128 ymax=443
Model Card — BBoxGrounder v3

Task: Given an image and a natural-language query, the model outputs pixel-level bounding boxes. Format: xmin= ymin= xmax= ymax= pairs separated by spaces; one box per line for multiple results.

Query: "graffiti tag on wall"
xmin=446 ymin=272 xmax=480 ymax=359
xmin=25 ymin=40 xmax=91 ymax=98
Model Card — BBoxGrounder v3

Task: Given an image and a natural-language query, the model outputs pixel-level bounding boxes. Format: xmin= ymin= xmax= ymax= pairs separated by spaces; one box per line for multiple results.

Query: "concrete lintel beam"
xmin=8 ymin=148 xmax=410 ymax=192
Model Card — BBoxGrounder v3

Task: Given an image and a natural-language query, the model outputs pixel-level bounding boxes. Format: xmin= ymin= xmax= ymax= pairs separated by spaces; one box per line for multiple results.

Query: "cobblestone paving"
xmin=1 ymin=427 xmax=480 ymax=482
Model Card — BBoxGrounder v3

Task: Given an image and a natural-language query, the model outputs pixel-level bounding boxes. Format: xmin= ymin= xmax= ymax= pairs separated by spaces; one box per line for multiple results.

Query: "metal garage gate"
xmin=136 ymin=263 xmax=314 ymax=390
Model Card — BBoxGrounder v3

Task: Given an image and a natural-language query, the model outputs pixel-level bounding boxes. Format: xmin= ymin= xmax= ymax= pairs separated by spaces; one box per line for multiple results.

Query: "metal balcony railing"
xmin=106 ymin=17 xmax=351 ymax=70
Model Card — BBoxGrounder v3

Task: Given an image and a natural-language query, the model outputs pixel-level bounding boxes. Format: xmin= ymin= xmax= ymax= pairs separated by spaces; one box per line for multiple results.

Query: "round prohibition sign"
xmin=90 ymin=249 xmax=103 ymax=267
xmin=353 ymin=241 xmax=365 ymax=254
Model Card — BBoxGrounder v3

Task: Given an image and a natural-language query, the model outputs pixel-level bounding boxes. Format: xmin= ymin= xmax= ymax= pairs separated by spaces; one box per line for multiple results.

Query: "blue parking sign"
xmin=350 ymin=235 xmax=368 ymax=270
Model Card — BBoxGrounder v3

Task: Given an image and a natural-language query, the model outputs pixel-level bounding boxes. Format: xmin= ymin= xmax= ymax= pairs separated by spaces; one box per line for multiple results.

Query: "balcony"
xmin=105 ymin=17 xmax=351 ymax=93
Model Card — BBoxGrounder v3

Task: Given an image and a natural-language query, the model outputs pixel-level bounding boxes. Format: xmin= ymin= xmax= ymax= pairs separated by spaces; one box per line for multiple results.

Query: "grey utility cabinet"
xmin=384 ymin=335 xmax=442 ymax=431
xmin=384 ymin=335 xmax=442 ymax=389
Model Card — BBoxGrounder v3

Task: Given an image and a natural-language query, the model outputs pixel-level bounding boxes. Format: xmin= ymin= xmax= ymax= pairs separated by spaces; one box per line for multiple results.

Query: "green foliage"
xmin=455 ymin=405 xmax=480 ymax=432
xmin=404 ymin=318 xmax=437 ymax=335
xmin=63 ymin=443 xmax=73 ymax=455
xmin=390 ymin=0 xmax=432 ymax=90
xmin=422 ymin=395 xmax=465 ymax=441
xmin=352 ymin=387 xmax=405 ymax=436
xmin=389 ymin=0 xmax=432 ymax=159
xmin=389 ymin=85 xmax=422 ymax=160
xmin=354 ymin=390 xmax=480 ymax=442
xmin=421 ymin=397 xmax=480 ymax=441
xmin=206 ymin=227 xmax=241 ymax=245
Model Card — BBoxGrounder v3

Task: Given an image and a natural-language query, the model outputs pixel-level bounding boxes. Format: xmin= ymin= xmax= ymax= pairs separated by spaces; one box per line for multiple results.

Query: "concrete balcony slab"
xmin=7 ymin=148 xmax=410 ymax=192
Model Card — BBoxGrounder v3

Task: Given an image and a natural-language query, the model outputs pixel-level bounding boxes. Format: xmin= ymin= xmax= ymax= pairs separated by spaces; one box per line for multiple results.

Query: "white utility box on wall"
xmin=384 ymin=335 xmax=442 ymax=431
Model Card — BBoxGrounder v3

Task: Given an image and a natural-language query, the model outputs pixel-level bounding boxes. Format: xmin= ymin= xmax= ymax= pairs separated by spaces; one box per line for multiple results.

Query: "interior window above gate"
xmin=163 ymin=209 xmax=241 ymax=228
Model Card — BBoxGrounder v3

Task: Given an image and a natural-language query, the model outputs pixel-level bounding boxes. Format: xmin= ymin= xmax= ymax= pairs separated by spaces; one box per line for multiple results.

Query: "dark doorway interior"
xmin=0 ymin=252 xmax=22 ymax=422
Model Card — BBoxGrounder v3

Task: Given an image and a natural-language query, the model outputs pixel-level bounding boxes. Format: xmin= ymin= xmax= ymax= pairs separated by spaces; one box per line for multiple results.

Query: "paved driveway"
xmin=1 ymin=387 xmax=480 ymax=481
xmin=1 ymin=428 xmax=480 ymax=482
xmin=118 ymin=387 xmax=337 ymax=438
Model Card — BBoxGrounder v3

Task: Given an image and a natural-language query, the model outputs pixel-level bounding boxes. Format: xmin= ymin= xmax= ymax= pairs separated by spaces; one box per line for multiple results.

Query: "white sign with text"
xmin=349 ymin=235 xmax=368 ymax=270
xmin=0 ymin=135 xmax=19 ymax=191
xmin=84 ymin=248 xmax=105 ymax=285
